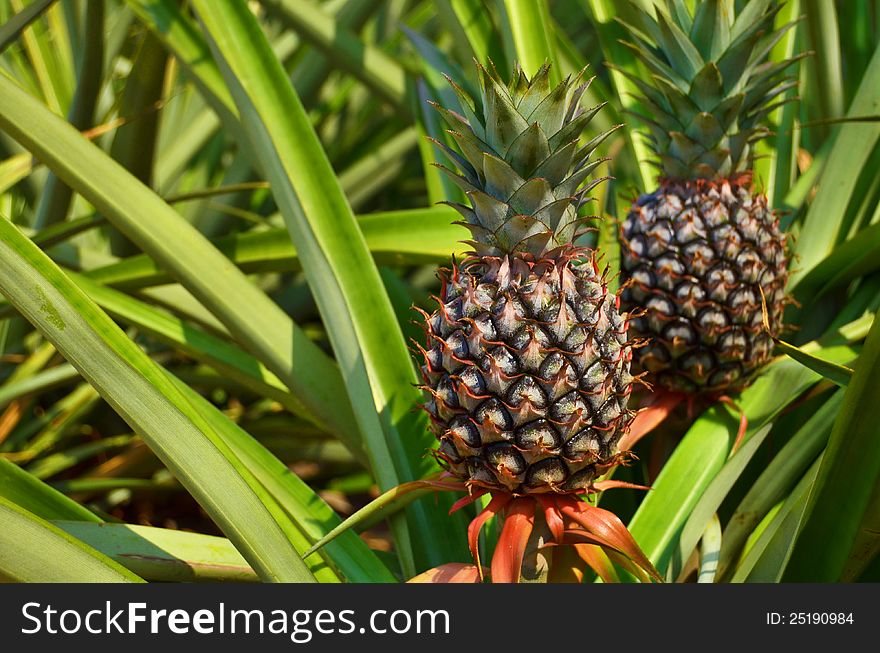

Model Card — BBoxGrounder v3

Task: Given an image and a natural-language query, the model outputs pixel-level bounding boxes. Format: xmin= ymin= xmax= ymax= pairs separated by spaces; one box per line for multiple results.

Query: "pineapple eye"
xmin=465 ymin=457 xmax=495 ymax=485
xmin=654 ymin=255 xmax=686 ymax=290
xmin=661 ymin=319 xmax=698 ymax=348
xmin=564 ymin=468 xmax=597 ymax=492
xmin=437 ymin=438 xmax=462 ymax=464
xmin=717 ymin=329 xmax=748 ymax=360
xmin=444 ymin=331 xmax=470 ymax=359
xmin=480 ymin=346 xmax=519 ymax=376
xmin=580 ymin=360 xmax=606 ymax=390
xmin=563 ymin=428 xmax=604 ymax=461
xmin=537 ymin=352 xmax=565 ymax=380
xmin=458 ymin=366 xmax=487 ymax=397
xmin=696 ymin=307 xmax=729 ymax=335
xmin=563 ymin=325 xmax=588 ymax=352
xmin=471 ymin=314 xmax=497 ymax=340
xmin=734 ymin=249 xmax=763 ymax=283
xmin=426 ymin=345 xmax=443 ymax=371
xmin=484 ymin=443 xmax=526 ymax=477
xmin=442 ymin=297 xmax=464 ymax=323
xmin=707 ymin=363 xmax=742 ymax=389
xmin=525 ymin=457 xmax=568 ymax=487
xmin=515 ymin=419 xmax=562 ymax=451
xmin=750 ymin=333 xmax=774 ymax=361
xmin=627 ymin=234 xmax=649 ymax=258
xmin=472 ymin=283 xmax=497 ymax=309
xmin=673 ymin=208 xmax=706 ymax=244
xmin=506 ymin=376 xmax=548 ymax=409
xmin=679 ymin=350 xmax=716 ymax=381
xmin=549 ymin=391 xmax=587 ymax=423
xmin=435 ymin=376 xmax=460 ymax=409
xmin=682 ymin=240 xmax=714 ymax=275
xmin=475 ymin=398 xmax=514 ymax=431
xmin=705 ymin=264 xmax=737 ymax=300
xmin=645 ymin=220 xmax=675 ymax=257
xmin=448 ymin=416 xmax=481 ymax=448
xmin=727 ymin=287 xmax=758 ymax=311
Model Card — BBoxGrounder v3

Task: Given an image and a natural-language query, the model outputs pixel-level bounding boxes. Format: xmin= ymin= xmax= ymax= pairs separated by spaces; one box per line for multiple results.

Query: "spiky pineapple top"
xmin=617 ymin=0 xmax=800 ymax=180
xmin=432 ymin=62 xmax=619 ymax=257
xmin=419 ymin=63 xmax=636 ymax=495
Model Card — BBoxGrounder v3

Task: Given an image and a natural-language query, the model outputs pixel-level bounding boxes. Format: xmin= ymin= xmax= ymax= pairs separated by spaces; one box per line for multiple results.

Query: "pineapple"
xmin=617 ymin=0 xmax=793 ymax=395
xmin=417 ymin=62 xmax=635 ymax=495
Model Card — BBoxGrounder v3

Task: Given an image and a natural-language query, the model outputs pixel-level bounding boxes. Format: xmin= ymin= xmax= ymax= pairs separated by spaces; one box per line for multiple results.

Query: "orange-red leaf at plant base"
xmin=573 ymin=543 xmax=620 ymax=584
xmin=408 ymin=563 xmax=483 ymax=583
xmin=619 ymin=390 xmax=686 ymax=451
xmin=467 ymin=493 xmax=510 ymax=579
xmin=490 ymin=498 xmax=536 ymax=583
xmin=560 ymin=500 xmax=662 ymax=582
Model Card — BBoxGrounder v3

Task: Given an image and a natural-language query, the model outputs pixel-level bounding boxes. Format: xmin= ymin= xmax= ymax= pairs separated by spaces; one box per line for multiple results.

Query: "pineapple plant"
xmin=616 ymin=0 xmax=794 ymax=396
xmin=413 ymin=61 xmax=659 ymax=582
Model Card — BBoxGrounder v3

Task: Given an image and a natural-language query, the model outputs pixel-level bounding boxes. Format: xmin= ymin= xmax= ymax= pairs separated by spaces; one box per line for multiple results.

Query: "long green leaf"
xmin=173 ymin=374 xmax=396 ymax=583
xmin=669 ymin=424 xmax=773 ymax=580
xmin=82 ymin=207 xmax=468 ymax=291
xmin=33 ymin=0 xmax=103 ymax=230
xmin=259 ymin=0 xmax=407 ymax=111
xmin=792 ymin=219 xmax=880 ymax=315
xmin=0 ymin=0 xmax=56 ymax=54
xmin=717 ymin=390 xmax=842 ymax=580
xmin=194 ymin=0 xmax=468 ymax=576
xmin=784 ymin=314 xmax=880 ymax=581
xmin=54 ymin=521 xmax=259 ymax=582
xmin=0 ymin=456 xmax=100 ymax=522
xmin=70 ymin=272 xmax=345 ymax=448
xmin=0 ymin=496 xmax=142 ymax=583
xmin=733 ymin=459 xmax=820 ymax=582
xmin=124 ymin=0 xmax=236 ymax=122
xmin=792 ymin=42 xmax=880 ymax=283
xmin=0 ymin=73 xmax=359 ymax=446
xmin=502 ymin=0 xmax=557 ymax=83
xmin=585 ymin=0 xmax=654 ymax=190
xmin=0 ymin=218 xmax=314 ymax=582
xmin=628 ymin=340 xmax=860 ymax=573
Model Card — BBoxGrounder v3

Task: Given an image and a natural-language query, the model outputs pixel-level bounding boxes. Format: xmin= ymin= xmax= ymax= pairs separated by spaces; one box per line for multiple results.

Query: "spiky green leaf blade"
xmin=669 ymin=424 xmax=772 ymax=580
xmin=0 ymin=456 xmax=100 ymax=522
xmin=733 ymin=459 xmax=820 ymax=582
xmin=502 ymin=0 xmax=558 ymax=86
xmin=0 ymin=496 xmax=142 ymax=583
xmin=0 ymin=0 xmax=56 ymax=54
xmin=0 ymin=218 xmax=314 ymax=582
xmin=260 ymin=0 xmax=406 ymax=111
xmin=172 ymin=375 xmax=397 ymax=583
xmin=784 ymin=315 xmax=880 ymax=581
xmin=54 ymin=521 xmax=258 ymax=582
xmin=628 ymin=340 xmax=861 ymax=575
xmin=717 ymin=391 xmax=842 ymax=580
xmin=791 ymin=41 xmax=880 ymax=284
xmin=193 ymin=0 xmax=468 ymax=576
xmin=0 ymin=73 xmax=358 ymax=448
xmin=584 ymin=0 xmax=653 ymax=188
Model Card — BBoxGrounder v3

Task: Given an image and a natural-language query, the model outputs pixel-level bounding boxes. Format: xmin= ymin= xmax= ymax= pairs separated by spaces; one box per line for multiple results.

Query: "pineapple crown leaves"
xmin=430 ymin=61 xmax=619 ymax=258
xmin=616 ymin=0 xmax=803 ymax=180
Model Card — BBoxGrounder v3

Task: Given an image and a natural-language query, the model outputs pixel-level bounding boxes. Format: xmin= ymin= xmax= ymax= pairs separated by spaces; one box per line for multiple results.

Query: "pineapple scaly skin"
xmin=616 ymin=1 xmax=798 ymax=395
xmin=620 ymin=176 xmax=787 ymax=394
xmin=419 ymin=249 xmax=634 ymax=494
xmin=418 ymin=62 xmax=635 ymax=495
